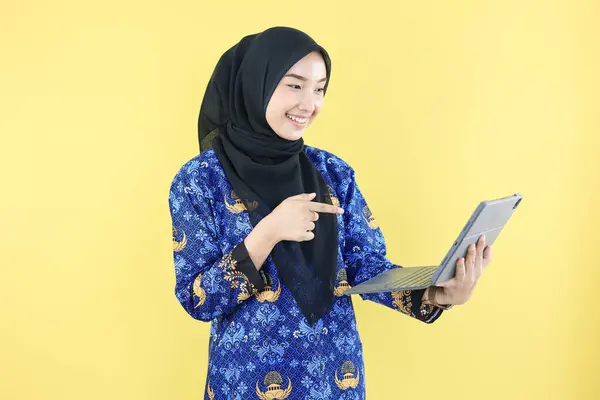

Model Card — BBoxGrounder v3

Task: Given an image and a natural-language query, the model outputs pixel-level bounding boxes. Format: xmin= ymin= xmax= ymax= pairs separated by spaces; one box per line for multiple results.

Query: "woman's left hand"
xmin=435 ymin=235 xmax=492 ymax=305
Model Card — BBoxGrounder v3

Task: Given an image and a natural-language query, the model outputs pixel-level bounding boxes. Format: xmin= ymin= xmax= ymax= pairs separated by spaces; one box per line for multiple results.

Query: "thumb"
xmin=436 ymin=279 xmax=454 ymax=288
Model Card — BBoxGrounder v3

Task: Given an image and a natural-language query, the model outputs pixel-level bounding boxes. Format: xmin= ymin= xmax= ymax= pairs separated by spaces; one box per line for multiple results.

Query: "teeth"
xmin=286 ymin=114 xmax=307 ymax=123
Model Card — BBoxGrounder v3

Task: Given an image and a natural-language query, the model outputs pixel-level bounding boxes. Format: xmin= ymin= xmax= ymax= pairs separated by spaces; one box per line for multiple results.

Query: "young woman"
xmin=169 ymin=26 xmax=492 ymax=400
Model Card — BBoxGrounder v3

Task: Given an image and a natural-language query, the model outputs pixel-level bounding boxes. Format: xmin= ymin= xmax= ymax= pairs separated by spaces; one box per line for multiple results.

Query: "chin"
xmin=285 ymin=130 xmax=305 ymax=141
xmin=275 ymin=126 xmax=305 ymax=141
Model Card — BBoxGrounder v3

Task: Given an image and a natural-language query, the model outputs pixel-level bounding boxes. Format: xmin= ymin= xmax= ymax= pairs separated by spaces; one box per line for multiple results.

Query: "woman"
xmin=168 ymin=26 xmax=492 ymax=400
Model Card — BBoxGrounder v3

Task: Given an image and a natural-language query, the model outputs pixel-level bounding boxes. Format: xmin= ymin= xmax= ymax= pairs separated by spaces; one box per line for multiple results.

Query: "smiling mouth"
xmin=286 ymin=113 xmax=308 ymax=126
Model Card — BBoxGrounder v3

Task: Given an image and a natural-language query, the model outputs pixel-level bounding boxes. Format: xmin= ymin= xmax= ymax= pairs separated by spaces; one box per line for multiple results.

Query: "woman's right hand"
xmin=263 ymin=193 xmax=344 ymax=243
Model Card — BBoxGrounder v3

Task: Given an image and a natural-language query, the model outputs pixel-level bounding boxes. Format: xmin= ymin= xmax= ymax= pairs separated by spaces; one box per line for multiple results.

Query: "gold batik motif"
xmin=219 ymin=251 xmax=259 ymax=303
xmin=391 ymin=290 xmax=437 ymax=317
xmin=333 ymin=268 xmax=351 ymax=297
xmin=326 ymin=184 xmax=340 ymax=207
xmin=192 ymin=273 xmax=207 ymax=308
xmin=172 ymin=226 xmax=187 ymax=252
xmin=256 ymin=272 xmax=282 ymax=303
xmin=207 ymin=380 xmax=215 ymax=399
xmin=334 ymin=361 xmax=360 ymax=390
xmin=224 ymin=190 xmax=259 ymax=213
xmin=256 ymin=371 xmax=292 ymax=399
xmin=419 ymin=302 xmax=436 ymax=317
xmin=391 ymin=290 xmax=412 ymax=315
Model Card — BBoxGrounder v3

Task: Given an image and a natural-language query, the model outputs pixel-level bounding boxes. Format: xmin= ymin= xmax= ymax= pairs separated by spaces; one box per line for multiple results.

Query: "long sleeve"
xmin=169 ymin=168 xmax=267 ymax=322
xmin=341 ymin=166 xmax=444 ymax=324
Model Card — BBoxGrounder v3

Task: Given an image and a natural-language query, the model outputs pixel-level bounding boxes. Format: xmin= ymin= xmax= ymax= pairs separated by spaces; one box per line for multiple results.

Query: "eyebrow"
xmin=283 ymin=73 xmax=327 ymax=83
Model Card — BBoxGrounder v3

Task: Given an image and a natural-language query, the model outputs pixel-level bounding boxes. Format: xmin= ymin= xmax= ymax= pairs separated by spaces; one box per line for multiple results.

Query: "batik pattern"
xmin=168 ymin=145 xmax=445 ymax=399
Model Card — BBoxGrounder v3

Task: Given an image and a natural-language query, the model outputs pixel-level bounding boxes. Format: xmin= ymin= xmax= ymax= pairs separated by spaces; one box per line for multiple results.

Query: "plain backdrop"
xmin=1 ymin=1 xmax=599 ymax=399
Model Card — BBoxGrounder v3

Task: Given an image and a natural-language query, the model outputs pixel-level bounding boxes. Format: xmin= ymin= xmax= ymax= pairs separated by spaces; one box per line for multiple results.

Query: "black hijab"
xmin=197 ymin=26 xmax=336 ymax=326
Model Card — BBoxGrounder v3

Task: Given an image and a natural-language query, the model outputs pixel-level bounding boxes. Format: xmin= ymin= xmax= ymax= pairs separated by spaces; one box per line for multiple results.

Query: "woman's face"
xmin=265 ymin=51 xmax=327 ymax=141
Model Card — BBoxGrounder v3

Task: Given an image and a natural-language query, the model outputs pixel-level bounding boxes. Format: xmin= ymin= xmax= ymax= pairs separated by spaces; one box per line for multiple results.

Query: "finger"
xmin=289 ymin=193 xmax=316 ymax=201
xmin=476 ymin=235 xmax=485 ymax=258
xmin=303 ymin=210 xmax=318 ymax=221
xmin=309 ymin=202 xmax=344 ymax=214
xmin=305 ymin=221 xmax=315 ymax=231
xmin=474 ymin=254 xmax=483 ymax=281
xmin=304 ymin=231 xmax=315 ymax=241
xmin=474 ymin=236 xmax=485 ymax=279
xmin=466 ymin=244 xmax=476 ymax=283
xmin=483 ymin=245 xmax=492 ymax=268
xmin=455 ymin=257 xmax=466 ymax=281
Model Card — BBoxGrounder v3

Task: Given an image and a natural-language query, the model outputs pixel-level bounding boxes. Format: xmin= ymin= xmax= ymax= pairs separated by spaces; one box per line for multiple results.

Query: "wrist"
xmin=256 ymin=216 xmax=279 ymax=248
xmin=422 ymin=288 xmax=431 ymax=304
xmin=424 ymin=286 xmax=453 ymax=310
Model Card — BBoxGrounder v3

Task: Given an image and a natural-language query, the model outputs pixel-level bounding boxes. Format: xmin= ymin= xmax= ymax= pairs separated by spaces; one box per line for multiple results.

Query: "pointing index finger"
xmin=309 ymin=202 xmax=344 ymax=214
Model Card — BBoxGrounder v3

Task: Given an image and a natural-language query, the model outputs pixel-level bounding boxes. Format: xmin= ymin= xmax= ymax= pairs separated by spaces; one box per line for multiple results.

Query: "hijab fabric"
xmin=197 ymin=26 xmax=337 ymax=326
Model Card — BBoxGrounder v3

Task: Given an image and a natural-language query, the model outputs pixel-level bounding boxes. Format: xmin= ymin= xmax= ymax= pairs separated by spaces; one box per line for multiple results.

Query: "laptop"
xmin=343 ymin=193 xmax=522 ymax=295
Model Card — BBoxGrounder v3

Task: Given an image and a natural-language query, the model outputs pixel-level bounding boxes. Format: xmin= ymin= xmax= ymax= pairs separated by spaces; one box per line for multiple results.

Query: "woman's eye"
xmin=286 ymin=84 xmax=324 ymax=93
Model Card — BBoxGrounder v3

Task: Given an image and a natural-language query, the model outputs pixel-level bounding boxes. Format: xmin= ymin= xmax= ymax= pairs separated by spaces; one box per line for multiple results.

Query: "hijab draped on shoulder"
xmin=197 ymin=26 xmax=337 ymax=326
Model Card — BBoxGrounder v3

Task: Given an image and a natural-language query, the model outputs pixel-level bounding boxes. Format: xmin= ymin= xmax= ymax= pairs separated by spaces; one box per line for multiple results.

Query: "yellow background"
xmin=2 ymin=1 xmax=598 ymax=399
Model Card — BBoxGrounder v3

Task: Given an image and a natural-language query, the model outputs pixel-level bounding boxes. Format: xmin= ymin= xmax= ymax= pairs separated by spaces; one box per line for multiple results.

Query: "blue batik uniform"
xmin=169 ymin=145 xmax=445 ymax=400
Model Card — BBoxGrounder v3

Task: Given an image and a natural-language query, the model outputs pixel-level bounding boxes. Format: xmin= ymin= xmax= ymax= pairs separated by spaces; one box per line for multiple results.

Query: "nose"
xmin=298 ymin=89 xmax=316 ymax=113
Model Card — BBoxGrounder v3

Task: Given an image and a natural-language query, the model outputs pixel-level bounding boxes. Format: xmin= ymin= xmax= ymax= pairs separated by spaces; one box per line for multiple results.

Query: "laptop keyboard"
xmin=390 ymin=267 xmax=436 ymax=289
